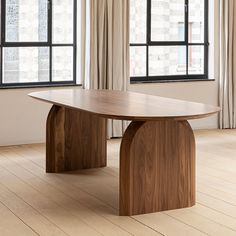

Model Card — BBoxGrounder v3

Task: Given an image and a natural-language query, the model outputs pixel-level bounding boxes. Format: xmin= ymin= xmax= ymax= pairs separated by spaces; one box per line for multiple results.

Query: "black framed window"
xmin=0 ymin=0 xmax=77 ymax=87
xmin=130 ymin=0 xmax=209 ymax=83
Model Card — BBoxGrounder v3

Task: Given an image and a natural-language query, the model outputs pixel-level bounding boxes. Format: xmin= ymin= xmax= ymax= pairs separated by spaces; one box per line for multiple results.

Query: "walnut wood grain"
xmin=29 ymin=89 xmax=220 ymax=121
xmin=29 ymin=89 xmax=220 ymax=216
xmin=120 ymin=120 xmax=195 ymax=216
xmin=46 ymin=105 xmax=107 ymax=173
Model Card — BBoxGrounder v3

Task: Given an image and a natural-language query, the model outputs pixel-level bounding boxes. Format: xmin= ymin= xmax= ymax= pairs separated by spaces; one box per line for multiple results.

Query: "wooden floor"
xmin=0 ymin=130 xmax=236 ymax=236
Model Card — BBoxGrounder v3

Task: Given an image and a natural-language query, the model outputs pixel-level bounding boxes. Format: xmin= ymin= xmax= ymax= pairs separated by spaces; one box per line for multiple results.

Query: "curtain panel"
xmin=89 ymin=0 xmax=130 ymax=137
xmin=219 ymin=0 xmax=236 ymax=129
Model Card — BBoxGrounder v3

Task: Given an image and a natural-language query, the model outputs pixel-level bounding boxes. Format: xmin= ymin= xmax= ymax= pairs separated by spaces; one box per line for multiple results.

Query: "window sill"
xmin=130 ymin=78 xmax=215 ymax=84
xmin=0 ymin=83 xmax=82 ymax=90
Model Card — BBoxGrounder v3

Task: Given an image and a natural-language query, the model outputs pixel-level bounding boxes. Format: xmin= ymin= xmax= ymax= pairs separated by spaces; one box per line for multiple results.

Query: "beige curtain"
xmin=219 ymin=0 xmax=236 ymax=129
xmin=89 ymin=0 xmax=130 ymax=137
xmin=80 ymin=0 xmax=90 ymax=88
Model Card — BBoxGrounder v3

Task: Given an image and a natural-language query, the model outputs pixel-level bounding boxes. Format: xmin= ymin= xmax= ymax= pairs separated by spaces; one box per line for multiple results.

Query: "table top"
xmin=29 ymin=89 xmax=220 ymax=121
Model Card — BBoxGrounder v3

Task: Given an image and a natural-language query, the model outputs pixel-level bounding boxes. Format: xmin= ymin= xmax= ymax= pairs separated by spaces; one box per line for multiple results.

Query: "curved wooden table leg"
xmin=120 ymin=120 xmax=195 ymax=216
xmin=46 ymin=105 xmax=107 ymax=173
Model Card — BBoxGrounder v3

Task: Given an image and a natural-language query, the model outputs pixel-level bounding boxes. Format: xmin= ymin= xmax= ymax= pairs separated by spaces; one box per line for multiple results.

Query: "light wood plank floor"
xmin=0 ymin=129 xmax=236 ymax=236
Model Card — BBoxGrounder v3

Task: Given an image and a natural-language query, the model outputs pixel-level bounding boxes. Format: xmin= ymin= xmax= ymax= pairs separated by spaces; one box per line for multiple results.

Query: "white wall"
xmin=0 ymin=87 xmax=75 ymax=146
xmin=0 ymin=0 xmax=219 ymax=146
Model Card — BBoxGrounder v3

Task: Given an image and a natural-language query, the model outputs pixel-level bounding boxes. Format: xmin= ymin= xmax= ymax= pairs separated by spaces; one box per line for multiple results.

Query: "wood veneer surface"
xmin=120 ymin=120 xmax=195 ymax=216
xmin=46 ymin=105 xmax=107 ymax=173
xmin=29 ymin=89 xmax=220 ymax=121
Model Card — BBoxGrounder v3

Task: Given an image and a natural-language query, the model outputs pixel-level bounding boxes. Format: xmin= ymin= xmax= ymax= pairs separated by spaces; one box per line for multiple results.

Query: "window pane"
xmin=5 ymin=0 xmax=48 ymax=42
xmin=189 ymin=0 xmax=204 ymax=43
xmin=3 ymin=47 xmax=49 ymax=83
xmin=188 ymin=46 xmax=204 ymax=74
xmin=149 ymin=46 xmax=186 ymax=76
xmin=53 ymin=0 xmax=73 ymax=43
xmin=151 ymin=0 xmax=185 ymax=41
xmin=130 ymin=46 xmax=146 ymax=77
xmin=52 ymin=47 xmax=73 ymax=81
xmin=130 ymin=0 xmax=146 ymax=43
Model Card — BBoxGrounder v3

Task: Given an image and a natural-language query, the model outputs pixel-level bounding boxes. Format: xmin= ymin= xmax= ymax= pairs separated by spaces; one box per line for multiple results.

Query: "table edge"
xmin=29 ymin=93 xmax=220 ymax=121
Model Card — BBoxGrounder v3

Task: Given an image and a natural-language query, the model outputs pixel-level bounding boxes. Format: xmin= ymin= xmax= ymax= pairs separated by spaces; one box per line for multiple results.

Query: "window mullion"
xmin=1 ymin=0 xmax=5 ymax=86
xmin=204 ymin=0 xmax=209 ymax=76
xmin=48 ymin=0 xmax=52 ymax=44
xmin=73 ymin=0 xmax=77 ymax=84
xmin=146 ymin=0 xmax=151 ymax=79
xmin=1 ymin=0 xmax=5 ymax=45
xmin=185 ymin=0 xmax=189 ymax=76
xmin=48 ymin=0 xmax=52 ymax=83
xmin=147 ymin=0 xmax=151 ymax=44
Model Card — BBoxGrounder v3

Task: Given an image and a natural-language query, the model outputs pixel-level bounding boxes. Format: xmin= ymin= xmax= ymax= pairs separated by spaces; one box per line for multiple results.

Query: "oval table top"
xmin=29 ymin=89 xmax=220 ymax=121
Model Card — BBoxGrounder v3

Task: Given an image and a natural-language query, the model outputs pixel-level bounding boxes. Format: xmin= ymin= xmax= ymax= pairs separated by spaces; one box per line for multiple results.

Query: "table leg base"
xmin=46 ymin=105 xmax=107 ymax=173
xmin=120 ymin=120 xmax=196 ymax=216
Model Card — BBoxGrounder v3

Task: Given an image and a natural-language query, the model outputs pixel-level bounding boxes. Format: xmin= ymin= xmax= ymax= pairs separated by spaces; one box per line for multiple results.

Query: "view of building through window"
xmin=1 ymin=0 xmax=75 ymax=85
xmin=130 ymin=0 xmax=207 ymax=81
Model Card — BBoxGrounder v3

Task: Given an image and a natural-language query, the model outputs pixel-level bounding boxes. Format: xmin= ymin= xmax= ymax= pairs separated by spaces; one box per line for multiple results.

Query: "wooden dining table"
xmin=29 ymin=89 xmax=220 ymax=216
